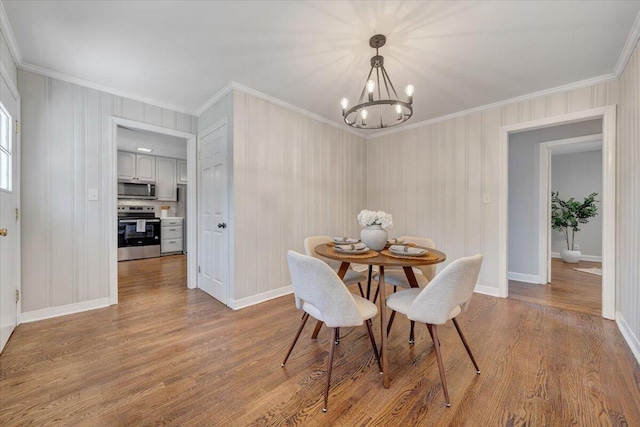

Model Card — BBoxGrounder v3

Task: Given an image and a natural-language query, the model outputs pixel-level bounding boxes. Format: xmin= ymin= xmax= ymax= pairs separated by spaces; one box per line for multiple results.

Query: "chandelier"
xmin=341 ymin=34 xmax=414 ymax=129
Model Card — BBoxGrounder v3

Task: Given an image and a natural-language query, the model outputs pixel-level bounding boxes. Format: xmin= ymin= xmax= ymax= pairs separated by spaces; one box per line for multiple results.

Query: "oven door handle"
xmin=118 ymin=219 xmax=160 ymax=223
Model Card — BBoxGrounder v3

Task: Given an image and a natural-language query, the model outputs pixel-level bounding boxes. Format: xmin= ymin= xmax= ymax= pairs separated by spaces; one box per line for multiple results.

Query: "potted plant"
xmin=551 ymin=191 xmax=598 ymax=263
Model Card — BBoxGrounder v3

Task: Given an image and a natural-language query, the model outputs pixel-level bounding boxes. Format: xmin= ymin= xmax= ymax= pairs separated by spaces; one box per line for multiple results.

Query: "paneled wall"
xmin=232 ymin=91 xmax=367 ymax=303
xmin=617 ymin=40 xmax=640 ymax=352
xmin=19 ymin=70 xmax=197 ymax=316
xmin=367 ymin=82 xmax=617 ymax=293
xmin=0 ymin=29 xmax=17 ymax=88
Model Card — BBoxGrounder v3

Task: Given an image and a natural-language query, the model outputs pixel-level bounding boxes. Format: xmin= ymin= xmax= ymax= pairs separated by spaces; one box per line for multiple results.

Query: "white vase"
xmin=361 ymin=224 xmax=388 ymax=251
xmin=561 ymin=249 xmax=581 ymax=263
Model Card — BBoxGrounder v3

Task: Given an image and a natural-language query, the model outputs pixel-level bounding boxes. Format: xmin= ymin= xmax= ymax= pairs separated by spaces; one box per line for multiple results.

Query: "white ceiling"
xmin=4 ymin=1 xmax=640 ymax=130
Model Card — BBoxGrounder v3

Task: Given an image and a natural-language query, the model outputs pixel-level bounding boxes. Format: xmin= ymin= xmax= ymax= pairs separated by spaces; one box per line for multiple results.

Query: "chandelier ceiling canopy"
xmin=341 ymin=34 xmax=414 ymax=130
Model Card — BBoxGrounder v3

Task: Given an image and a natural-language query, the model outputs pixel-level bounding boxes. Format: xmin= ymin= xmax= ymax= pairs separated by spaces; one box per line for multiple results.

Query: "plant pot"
xmin=360 ymin=224 xmax=388 ymax=251
xmin=560 ymin=249 xmax=582 ymax=264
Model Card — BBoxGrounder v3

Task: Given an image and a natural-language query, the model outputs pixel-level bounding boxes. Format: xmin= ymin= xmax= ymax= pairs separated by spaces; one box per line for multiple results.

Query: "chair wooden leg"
xmin=409 ymin=321 xmax=415 ymax=345
xmin=452 ymin=318 xmax=480 ymax=374
xmin=335 ymin=328 xmax=340 ymax=345
xmin=311 ymin=320 xmax=323 ymax=339
xmin=323 ymin=328 xmax=338 ymax=412
xmin=386 ymin=310 xmax=396 ymax=337
xmin=366 ymin=266 xmax=373 ymax=299
xmin=373 ymin=285 xmax=380 ymax=304
xmin=282 ymin=312 xmax=309 ymax=367
xmin=365 ymin=319 xmax=382 ymax=373
xmin=427 ymin=324 xmax=450 ymax=407
xmin=357 ymin=282 xmax=365 ymax=298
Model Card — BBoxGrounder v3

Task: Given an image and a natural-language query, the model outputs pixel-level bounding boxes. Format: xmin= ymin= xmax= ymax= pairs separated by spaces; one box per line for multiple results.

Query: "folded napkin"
xmin=390 ymin=244 xmax=427 ymax=255
xmin=333 ymin=237 xmax=360 ymax=244
xmin=335 ymin=242 xmax=368 ymax=251
xmin=387 ymin=238 xmax=405 ymax=244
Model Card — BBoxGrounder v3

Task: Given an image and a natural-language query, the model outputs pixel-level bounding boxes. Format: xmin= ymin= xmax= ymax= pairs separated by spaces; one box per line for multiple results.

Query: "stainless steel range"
xmin=117 ymin=205 xmax=161 ymax=261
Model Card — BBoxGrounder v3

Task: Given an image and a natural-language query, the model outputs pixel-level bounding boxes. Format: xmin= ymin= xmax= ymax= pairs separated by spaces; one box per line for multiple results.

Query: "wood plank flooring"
xmin=1 ymin=255 xmax=639 ymax=426
xmin=509 ymin=258 xmax=602 ymax=316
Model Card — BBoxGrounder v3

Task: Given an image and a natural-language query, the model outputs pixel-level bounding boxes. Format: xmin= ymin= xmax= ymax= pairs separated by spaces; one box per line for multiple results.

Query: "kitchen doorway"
xmin=108 ymin=118 xmax=197 ymax=305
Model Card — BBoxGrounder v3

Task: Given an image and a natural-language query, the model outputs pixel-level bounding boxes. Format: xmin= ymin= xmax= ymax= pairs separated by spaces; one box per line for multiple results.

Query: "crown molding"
xmin=196 ymin=81 xmax=367 ymax=138
xmin=194 ymin=81 xmax=234 ymax=116
xmin=367 ymin=73 xmax=617 ymax=140
xmin=19 ymin=62 xmax=194 ymax=115
xmin=614 ymin=9 xmax=640 ymax=77
xmin=0 ymin=1 xmax=22 ymax=65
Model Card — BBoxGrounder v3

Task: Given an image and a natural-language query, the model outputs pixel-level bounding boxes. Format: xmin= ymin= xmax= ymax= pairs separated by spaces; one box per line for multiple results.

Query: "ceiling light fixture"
xmin=341 ymin=34 xmax=413 ymax=129
xmin=136 ymin=147 xmax=153 ymax=153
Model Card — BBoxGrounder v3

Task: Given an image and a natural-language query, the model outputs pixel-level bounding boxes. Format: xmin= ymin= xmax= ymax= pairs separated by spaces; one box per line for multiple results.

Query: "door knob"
xmin=217 ymin=223 xmax=227 ymax=229
xmin=0 ymin=228 xmax=7 ymax=236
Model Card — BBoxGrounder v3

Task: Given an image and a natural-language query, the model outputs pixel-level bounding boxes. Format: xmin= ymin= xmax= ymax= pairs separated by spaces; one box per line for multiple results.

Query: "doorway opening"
xmin=108 ymin=118 xmax=197 ymax=305
xmin=499 ymin=106 xmax=616 ymax=319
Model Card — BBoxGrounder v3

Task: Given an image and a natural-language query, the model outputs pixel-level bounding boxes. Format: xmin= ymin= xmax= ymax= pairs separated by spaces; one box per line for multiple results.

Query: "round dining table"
xmin=314 ymin=243 xmax=446 ymax=388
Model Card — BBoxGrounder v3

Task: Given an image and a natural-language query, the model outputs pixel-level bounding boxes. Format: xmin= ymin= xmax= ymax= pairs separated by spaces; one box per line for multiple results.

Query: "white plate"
xmin=333 ymin=237 xmax=360 ymax=244
xmin=334 ymin=246 xmax=370 ymax=255
xmin=389 ymin=245 xmax=427 ymax=257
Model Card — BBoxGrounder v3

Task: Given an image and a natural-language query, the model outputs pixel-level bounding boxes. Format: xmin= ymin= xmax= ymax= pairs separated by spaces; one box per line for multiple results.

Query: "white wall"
xmin=232 ymin=90 xmax=367 ymax=304
xmin=551 ymin=149 xmax=602 ymax=257
xmin=616 ymin=39 xmax=640 ymax=362
xmin=367 ymin=82 xmax=617 ymax=295
xmin=507 ymin=119 xmax=602 ymax=278
xmin=19 ymin=69 xmax=197 ymax=316
xmin=0 ymin=29 xmax=17 ymax=89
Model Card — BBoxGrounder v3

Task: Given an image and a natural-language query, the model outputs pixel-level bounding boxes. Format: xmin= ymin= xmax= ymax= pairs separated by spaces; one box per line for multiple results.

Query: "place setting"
xmin=328 ymin=237 xmax=379 ymax=258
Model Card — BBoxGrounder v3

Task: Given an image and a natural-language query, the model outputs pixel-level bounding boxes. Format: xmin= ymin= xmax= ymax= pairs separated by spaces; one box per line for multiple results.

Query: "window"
xmin=0 ymin=104 xmax=11 ymax=192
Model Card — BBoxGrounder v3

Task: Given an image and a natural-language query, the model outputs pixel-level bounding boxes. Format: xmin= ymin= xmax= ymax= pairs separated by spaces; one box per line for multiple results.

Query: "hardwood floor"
xmin=509 ymin=258 xmax=602 ymax=316
xmin=2 ymin=255 xmax=639 ymax=426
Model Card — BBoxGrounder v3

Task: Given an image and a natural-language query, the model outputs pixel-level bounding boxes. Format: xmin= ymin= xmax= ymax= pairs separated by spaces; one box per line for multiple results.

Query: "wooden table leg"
xmin=378 ymin=265 xmax=389 ymax=388
xmin=312 ymin=262 xmax=351 ymax=340
xmin=402 ymin=266 xmax=420 ymax=288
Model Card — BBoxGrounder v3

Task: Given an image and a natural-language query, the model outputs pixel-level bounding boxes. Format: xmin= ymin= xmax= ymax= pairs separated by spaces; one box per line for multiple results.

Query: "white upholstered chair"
xmin=373 ymin=236 xmax=437 ymax=343
xmin=304 ymin=236 xmax=368 ymax=297
xmin=386 ymin=254 xmax=483 ymax=407
xmin=282 ymin=251 xmax=381 ymax=412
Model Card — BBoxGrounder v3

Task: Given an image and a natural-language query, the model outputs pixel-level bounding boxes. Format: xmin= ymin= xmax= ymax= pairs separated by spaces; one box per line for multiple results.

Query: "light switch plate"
xmin=483 ymin=193 xmax=491 ymax=204
xmin=88 ymin=188 xmax=99 ymax=201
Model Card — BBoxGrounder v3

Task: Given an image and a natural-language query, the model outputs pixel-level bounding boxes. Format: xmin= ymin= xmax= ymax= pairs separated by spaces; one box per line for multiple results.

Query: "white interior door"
xmin=0 ymin=74 xmax=19 ymax=353
xmin=198 ymin=123 xmax=228 ymax=304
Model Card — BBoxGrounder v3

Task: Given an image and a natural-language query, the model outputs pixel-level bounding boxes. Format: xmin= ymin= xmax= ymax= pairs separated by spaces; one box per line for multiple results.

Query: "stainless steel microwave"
xmin=117 ymin=182 xmax=156 ymax=199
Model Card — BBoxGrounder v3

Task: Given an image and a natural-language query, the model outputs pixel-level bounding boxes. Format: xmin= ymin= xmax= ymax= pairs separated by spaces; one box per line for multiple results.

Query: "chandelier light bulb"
xmin=340 ymin=97 xmax=349 ymax=110
xmin=405 ymin=84 xmax=415 ymax=104
xmin=367 ymin=80 xmax=375 ymax=101
xmin=361 ymin=109 xmax=368 ymax=126
xmin=395 ymin=104 xmax=403 ymax=120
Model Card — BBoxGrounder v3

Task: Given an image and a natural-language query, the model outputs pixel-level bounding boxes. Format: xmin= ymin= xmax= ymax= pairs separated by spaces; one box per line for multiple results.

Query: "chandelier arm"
xmin=380 ymin=64 xmax=392 ymax=100
xmin=381 ymin=65 xmax=401 ymax=101
xmin=358 ymin=67 xmax=375 ymax=105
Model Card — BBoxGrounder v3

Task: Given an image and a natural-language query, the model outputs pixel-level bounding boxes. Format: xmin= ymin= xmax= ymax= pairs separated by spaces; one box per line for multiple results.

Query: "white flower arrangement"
xmin=357 ymin=209 xmax=393 ymax=229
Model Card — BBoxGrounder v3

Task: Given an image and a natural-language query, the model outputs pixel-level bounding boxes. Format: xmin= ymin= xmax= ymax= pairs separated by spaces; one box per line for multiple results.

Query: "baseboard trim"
xmin=616 ymin=311 xmax=640 ymax=365
xmin=474 ymin=284 xmax=502 ymax=298
xmin=551 ymin=252 xmax=602 ymax=262
xmin=508 ymin=272 xmax=542 ymax=284
xmin=228 ymin=286 xmax=293 ymax=310
xmin=19 ymin=298 xmax=111 ymax=324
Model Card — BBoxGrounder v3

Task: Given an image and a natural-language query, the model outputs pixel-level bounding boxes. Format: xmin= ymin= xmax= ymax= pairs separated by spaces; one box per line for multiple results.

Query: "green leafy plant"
xmin=551 ymin=191 xmax=599 ymax=251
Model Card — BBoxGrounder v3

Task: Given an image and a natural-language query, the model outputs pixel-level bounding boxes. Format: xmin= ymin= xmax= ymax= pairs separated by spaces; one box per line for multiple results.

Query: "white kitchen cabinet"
xmin=117 ymin=151 xmax=156 ymax=182
xmin=161 ymin=218 xmax=183 ymax=254
xmin=156 ymin=157 xmax=177 ymax=201
xmin=177 ymin=160 xmax=187 ymax=184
